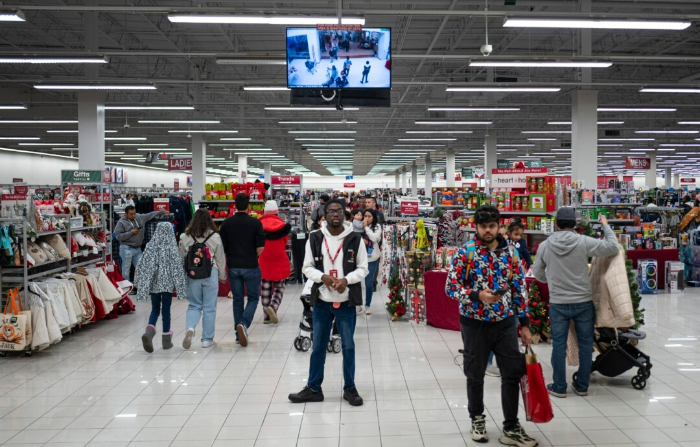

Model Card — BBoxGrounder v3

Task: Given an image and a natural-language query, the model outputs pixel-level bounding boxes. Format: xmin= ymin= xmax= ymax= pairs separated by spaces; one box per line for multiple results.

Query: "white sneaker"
xmin=471 ymin=414 xmax=488 ymax=443
xmin=182 ymin=328 xmax=194 ymax=350
xmin=485 ymin=364 xmax=501 ymax=377
xmin=201 ymin=340 xmax=216 ymax=348
xmin=237 ymin=324 xmax=249 ymax=347
xmin=356 ymin=305 xmax=364 ymax=315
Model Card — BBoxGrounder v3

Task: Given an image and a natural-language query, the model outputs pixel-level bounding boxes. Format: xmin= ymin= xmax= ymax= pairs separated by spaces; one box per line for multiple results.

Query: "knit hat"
xmin=556 ymin=206 xmax=576 ymax=221
xmin=264 ymin=200 xmax=279 ymax=215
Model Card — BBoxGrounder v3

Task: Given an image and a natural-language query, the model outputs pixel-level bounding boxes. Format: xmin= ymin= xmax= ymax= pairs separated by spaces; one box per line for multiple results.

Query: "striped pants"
xmin=261 ymin=279 xmax=285 ymax=320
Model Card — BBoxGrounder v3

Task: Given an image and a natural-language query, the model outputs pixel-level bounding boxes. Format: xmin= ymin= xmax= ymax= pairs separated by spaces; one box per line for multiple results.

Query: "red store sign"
xmin=343 ymin=183 xmax=355 ymax=188
xmin=681 ymin=178 xmax=696 ymax=184
xmin=400 ymin=200 xmax=419 ymax=216
xmin=153 ymin=198 xmax=170 ymax=212
xmin=272 ymin=175 xmax=301 ymax=186
xmin=168 ymin=158 xmax=192 ymax=171
xmin=625 ymin=157 xmax=652 ymax=170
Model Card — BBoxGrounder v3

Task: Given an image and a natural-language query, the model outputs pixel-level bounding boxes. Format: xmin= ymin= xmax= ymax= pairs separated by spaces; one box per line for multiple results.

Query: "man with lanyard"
xmin=114 ymin=205 xmax=168 ymax=286
xmin=445 ymin=205 xmax=537 ymax=447
xmin=289 ymin=199 xmax=369 ymax=406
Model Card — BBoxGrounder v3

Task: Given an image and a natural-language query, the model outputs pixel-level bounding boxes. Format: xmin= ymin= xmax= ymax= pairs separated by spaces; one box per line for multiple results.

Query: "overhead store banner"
xmin=497 ymin=159 xmax=543 ymax=168
xmin=625 ymin=157 xmax=652 ymax=170
xmin=61 ymin=170 xmax=105 ymax=183
xmin=491 ymin=167 xmax=548 ymax=188
xmin=474 ymin=167 xmax=485 ymax=179
xmin=681 ymin=177 xmax=697 ymax=185
xmin=272 ymin=175 xmax=301 ymax=186
xmin=169 ymin=158 xmax=192 ymax=171
xmin=461 ymin=167 xmax=474 ymax=178
xmin=316 ymin=24 xmax=363 ymax=31
xmin=343 ymin=182 xmax=355 ymax=188
xmin=400 ymin=199 xmax=419 ymax=216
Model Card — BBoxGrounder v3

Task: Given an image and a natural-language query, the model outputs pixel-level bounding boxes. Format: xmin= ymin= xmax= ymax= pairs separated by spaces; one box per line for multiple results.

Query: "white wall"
xmin=0 ymin=152 xmax=218 ymax=189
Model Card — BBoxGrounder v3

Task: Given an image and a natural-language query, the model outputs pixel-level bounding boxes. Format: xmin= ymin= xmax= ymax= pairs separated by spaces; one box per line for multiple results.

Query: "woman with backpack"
xmin=179 ymin=209 xmax=227 ymax=349
xmin=259 ymin=201 xmax=292 ymax=324
xmin=135 ymin=222 xmax=189 ymax=353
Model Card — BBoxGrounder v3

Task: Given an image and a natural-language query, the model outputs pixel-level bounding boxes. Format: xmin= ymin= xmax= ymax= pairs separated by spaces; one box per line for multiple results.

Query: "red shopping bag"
xmin=520 ymin=345 xmax=554 ymax=423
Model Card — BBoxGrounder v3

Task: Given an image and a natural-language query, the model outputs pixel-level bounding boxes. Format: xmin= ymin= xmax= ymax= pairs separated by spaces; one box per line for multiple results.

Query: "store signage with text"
xmin=1 ymin=194 xmax=27 ymax=201
xmin=400 ymin=199 xmax=419 ymax=216
xmin=461 ymin=167 xmax=474 ymax=178
xmin=168 ymin=158 xmax=192 ymax=171
xmin=598 ymin=176 xmax=633 ymax=189
xmin=154 ymin=198 xmax=170 ymax=212
xmin=174 ymin=180 xmax=180 ymax=190
xmin=474 ymin=168 xmax=485 ymax=179
xmin=343 ymin=183 xmax=355 ymax=188
xmin=13 ymin=186 xmax=28 ymax=196
xmin=497 ymin=159 xmax=543 ymax=168
xmin=316 ymin=24 xmax=362 ymax=31
xmin=681 ymin=178 xmax=697 ymax=185
xmin=625 ymin=157 xmax=652 ymax=170
xmin=12 ymin=178 xmax=22 ymax=183
xmin=491 ymin=167 xmax=548 ymax=188
xmin=462 ymin=182 xmax=478 ymax=188
xmin=271 ymin=175 xmax=301 ymax=186
xmin=61 ymin=170 xmax=105 ymax=183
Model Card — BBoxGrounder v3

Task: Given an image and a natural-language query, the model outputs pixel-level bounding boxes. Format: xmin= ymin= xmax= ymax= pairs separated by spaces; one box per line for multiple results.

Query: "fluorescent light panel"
xmin=0 ymin=137 xmax=40 ymax=140
xmin=503 ymin=17 xmax=691 ymax=30
xmin=168 ymin=130 xmax=238 ymax=133
xmin=289 ymin=130 xmax=356 ymax=134
xmin=636 ymin=130 xmax=698 ymax=134
xmin=548 ymin=121 xmax=624 ymax=125
xmin=244 ymin=86 xmax=290 ymax=91
xmin=0 ymin=56 xmax=107 ymax=64
xmin=641 ymin=88 xmax=700 ymax=93
xmin=18 ymin=142 xmax=73 ymax=146
xmin=169 ymin=14 xmax=364 ymax=25
xmin=266 ymin=106 xmax=359 ymax=111
xmin=106 ymin=106 xmax=194 ymax=110
xmin=279 ymin=121 xmax=357 ymax=124
xmin=406 ymin=130 xmax=473 ymax=134
xmin=0 ymin=120 xmax=78 ymax=124
xmin=138 ymin=120 xmax=219 ymax=124
xmin=447 ymin=87 xmax=560 ymax=92
xmin=415 ymin=121 xmax=492 ymax=125
xmin=47 ymin=129 xmax=117 ymax=133
xmin=470 ymin=61 xmax=611 ymax=68
xmin=0 ymin=105 xmax=27 ymax=109
xmin=427 ymin=107 xmax=520 ymax=111
xmin=599 ymin=107 xmax=676 ymax=112
xmin=35 ymin=84 xmax=156 ymax=90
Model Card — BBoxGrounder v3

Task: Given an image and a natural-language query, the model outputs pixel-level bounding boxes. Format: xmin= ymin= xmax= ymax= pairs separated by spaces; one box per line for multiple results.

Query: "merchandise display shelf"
xmin=499 ymin=211 xmax=557 ymax=216
xmin=199 ymin=199 xmax=265 ymax=204
xmin=72 ymin=224 xmax=104 ymax=231
xmin=462 ymin=228 xmax=547 ymax=235
xmin=34 ymin=228 xmax=70 ymax=236
xmin=2 ymin=265 xmax=70 ymax=282
xmin=71 ymin=257 xmax=104 ymax=269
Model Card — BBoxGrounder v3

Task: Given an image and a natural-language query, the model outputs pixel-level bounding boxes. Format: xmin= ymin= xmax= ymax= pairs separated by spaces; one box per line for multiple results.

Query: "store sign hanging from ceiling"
xmin=271 ymin=175 xmax=301 ymax=186
xmin=61 ymin=170 xmax=107 ymax=183
xmin=491 ymin=167 xmax=548 ymax=188
xmin=168 ymin=158 xmax=192 ymax=171
xmin=497 ymin=159 xmax=543 ymax=168
xmin=681 ymin=177 xmax=696 ymax=185
xmin=625 ymin=157 xmax=652 ymax=170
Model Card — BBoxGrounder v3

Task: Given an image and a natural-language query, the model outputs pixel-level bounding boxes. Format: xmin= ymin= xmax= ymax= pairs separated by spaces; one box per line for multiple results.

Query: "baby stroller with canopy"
xmin=293 ymin=280 xmax=341 ymax=353
xmin=576 ymin=328 xmax=652 ymax=390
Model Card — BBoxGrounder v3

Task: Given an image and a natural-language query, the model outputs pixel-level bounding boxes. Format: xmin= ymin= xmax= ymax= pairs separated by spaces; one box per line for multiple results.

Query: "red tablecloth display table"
xmin=423 ymin=271 xmax=460 ymax=331
xmin=625 ymin=248 xmax=679 ymax=290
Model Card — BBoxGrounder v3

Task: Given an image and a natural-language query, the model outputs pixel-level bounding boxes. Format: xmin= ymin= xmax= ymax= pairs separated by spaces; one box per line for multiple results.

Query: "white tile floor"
xmin=1 ymin=285 xmax=700 ymax=447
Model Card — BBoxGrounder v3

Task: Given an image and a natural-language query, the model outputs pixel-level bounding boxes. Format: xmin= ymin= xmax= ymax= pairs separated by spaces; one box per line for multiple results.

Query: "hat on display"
xmin=264 ymin=200 xmax=279 ymax=215
xmin=556 ymin=206 xmax=576 ymax=222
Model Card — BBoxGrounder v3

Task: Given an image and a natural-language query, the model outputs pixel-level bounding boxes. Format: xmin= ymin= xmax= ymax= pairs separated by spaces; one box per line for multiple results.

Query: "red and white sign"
xmin=316 ymin=24 xmax=363 ymax=31
xmin=490 ymin=167 xmax=548 ymax=188
xmin=13 ymin=186 xmax=28 ymax=196
xmin=400 ymin=200 xmax=419 ymax=216
xmin=1 ymin=194 xmax=27 ymax=201
xmin=454 ymin=172 xmax=462 ymax=182
xmin=343 ymin=183 xmax=355 ymax=188
xmin=625 ymin=157 xmax=652 ymax=170
xmin=168 ymin=158 xmax=192 ymax=171
xmin=272 ymin=175 xmax=301 ymax=186
xmin=474 ymin=167 xmax=485 ymax=179
xmin=174 ymin=180 xmax=180 ymax=190
xmin=12 ymin=178 xmax=23 ymax=183
xmin=597 ymin=175 xmax=633 ymax=189
xmin=462 ymin=182 xmax=478 ymax=188
xmin=154 ymin=198 xmax=170 ymax=212
xmin=681 ymin=177 xmax=696 ymax=185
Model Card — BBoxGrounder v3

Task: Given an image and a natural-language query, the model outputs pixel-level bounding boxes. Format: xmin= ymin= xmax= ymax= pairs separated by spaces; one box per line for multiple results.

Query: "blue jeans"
xmin=550 ymin=301 xmax=596 ymax=393
xmin=119 ymin=245 xmax=142 ymax=282
xmin=149 ymin=293 xmax=172 ymax=333
xmin=308 ymin=300 xmax=357 ymax=392
xmin=364 ymin=260 xmax=379 ymax=308
xmin=228 ymin=267 xmax=261 ymax=334
xmin=186 ymin=268 xmax=219 ymax=342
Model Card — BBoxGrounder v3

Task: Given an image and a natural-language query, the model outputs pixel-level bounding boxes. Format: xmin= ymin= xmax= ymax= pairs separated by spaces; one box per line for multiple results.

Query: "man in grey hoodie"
xmin=114 ymin=205 xmax=168 ymax=284
xmin=532 ymin=207 xmax=619 ymax=398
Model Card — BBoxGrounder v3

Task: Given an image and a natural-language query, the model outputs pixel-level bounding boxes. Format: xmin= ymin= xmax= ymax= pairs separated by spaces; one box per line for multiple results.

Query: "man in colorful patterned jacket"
xmin=445 ymin=204 xmax=537 ymax=447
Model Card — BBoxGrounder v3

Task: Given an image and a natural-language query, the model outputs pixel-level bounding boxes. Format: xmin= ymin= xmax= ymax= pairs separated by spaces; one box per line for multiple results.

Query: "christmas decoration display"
xmin=410 ymin=287 xmax=426 ymax=324
xmin=527 ymin=282 xmax=550 ymax=344
xmin=627 ymin=259 xmax=646 ymax=330
xmin=386 ymin=269 xmax=407 ymax=321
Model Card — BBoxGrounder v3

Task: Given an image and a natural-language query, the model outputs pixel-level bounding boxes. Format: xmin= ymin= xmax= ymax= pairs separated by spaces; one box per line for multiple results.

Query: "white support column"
xmin=191 ymin=134 xmax=206 ymax=201
xmin=395 ymin=171 xmax=400 ymax=189
xmin=424 ymin=155 xmax=432 ymax=196
xmin=571 ymin=90 xmax=598 ymax=188
xmin=645 ymin=154 xmax=657 ymax=188
xmin=446 ymin=149 xmax=456 ymax=187
xmin=264 ymin=163 xmax=272 ymax=197
xmin=238 ymin=155 xmax=248 ymax=183
xmin=673 ymin=173 xmax=680 ymax=189
xmin=485 ymin=133 xmax=498 ymax=186
xmin=78 ymin=91 xmax=105 ymax=170
xmin=665 ymin=167 xmax=672 ymax=188
xmin=401 ymin=167 xmax=407 ymax=193
xmin=411 ymin=162 xmax=418 ymax=197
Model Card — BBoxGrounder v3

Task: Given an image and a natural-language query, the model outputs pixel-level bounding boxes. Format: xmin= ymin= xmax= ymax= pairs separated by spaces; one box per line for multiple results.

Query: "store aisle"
xmin=0 ymin=286 xmax=699 ymax=447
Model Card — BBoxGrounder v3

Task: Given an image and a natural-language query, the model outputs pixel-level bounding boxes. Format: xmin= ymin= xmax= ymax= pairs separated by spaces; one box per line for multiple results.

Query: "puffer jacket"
xmin=259 ymin=215 xmax=292 ymax=281
xmin=589 ymin=246 xmax=635 ymax=328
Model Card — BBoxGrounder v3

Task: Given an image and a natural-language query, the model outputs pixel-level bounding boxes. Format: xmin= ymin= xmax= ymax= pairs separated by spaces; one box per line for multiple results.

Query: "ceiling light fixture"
xmin=427 ymin=107 xmax=520 ymax=111
xmin=265 ymin=106 xmax=359 ymax=111
xmin=635 ymin=130 xmax=698 ymax=134
xmin=406 ymin=131 xmax=473 ymax=134
xmin=216 ymin=58 xmax=286 ymax=65
xmin=548 ymin=121 xmax=624 ymax=125
xmin=599 ymin=138 xmax=655 ymax=141
xmin=0 ymin=10 xmax=25 ymax=22
xmin=0 ymin=136 xmax=40 ymax=140
xmin=0 ymin=105 xmax=27 ymax=110
xmin=280 ymin=121 xmax=357 ymax=124
xmin=105 ymin=137 xmax=148 ymax=141
xmin=415 ymin=121 xmax=492 ymax=125
xmin=47 ymin=129 xmax=117 ymax=133
xmin=398 ymin=138 xmax=457 ymax=142
xmin=678 ymin=121 xmax=700 ymax=125
xmin=598 ymin=107 xmax=676 ymax=112
xmin=220 ymin=138 xmax=253 ymax=141
xmin=641 ymin=88 xmax=700 ymax=93
xmin=34 ymin=84 xmax=156 ymax=90
xmin=244 ymin=86 xmax=290 ymax=91
xmin=0 ymin=120 xmax=78 ymax=124
xmin=295 ymin=138 xmax=355 ymax=141
xmin=138 ymin=120 xmax=219 ymax=124
xmin=18 ymin=142 xmax=73 ymax=146
xmin=503 ymin=17 xmax=691 ymax=30
xmin=168 ymin=130 xmax=239 ymax=133
xmin=661 ymin=143 xmax=700 ymax=146
xmin=470 ymin=61 xmax=611 ymax=68
xmin=169 ymin=14 xmax=364 ymax=25
xmin=0 ymin=55 xmax=108 ymax=64
xmin=106 ymin=105 xmax=194 ymax=110
xmin=497 ymin=144 xmax=535 ymax=147
xmin=0 ymin=146 xmax=76 ymax=160
xmin=522 ymin=131 xmax=572 ymax=134
xmin=289 ymin=130 xmax=356 ymax=134
xmin=447 ymin=87 xmax=560 ymax=92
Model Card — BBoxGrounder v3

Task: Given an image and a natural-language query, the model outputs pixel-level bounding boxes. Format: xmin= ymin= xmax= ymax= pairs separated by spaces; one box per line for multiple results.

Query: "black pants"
xmin=461 ymin=317 xmax=525 ymax=431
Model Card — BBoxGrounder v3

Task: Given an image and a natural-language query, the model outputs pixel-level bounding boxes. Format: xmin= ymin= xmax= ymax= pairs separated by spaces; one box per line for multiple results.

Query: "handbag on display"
xmin=1 ymin=288 xmax=31 ymax=351
xmin=520 ymin=345 xmax=554 ymax=423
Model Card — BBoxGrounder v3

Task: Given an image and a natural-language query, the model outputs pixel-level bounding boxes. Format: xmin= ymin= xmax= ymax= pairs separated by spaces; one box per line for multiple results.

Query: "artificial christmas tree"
xmin=527 ymin=282 xmax=551 ymax=343
xmin=386 ymin=269 xmax=407 ymax=321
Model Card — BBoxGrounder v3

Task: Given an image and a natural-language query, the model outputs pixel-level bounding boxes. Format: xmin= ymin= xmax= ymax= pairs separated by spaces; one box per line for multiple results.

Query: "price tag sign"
xmin=154 ymin=198 xmax=170 ymax=212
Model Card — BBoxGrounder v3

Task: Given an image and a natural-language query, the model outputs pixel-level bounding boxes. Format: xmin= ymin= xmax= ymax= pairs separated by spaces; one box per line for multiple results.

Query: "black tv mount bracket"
xmin=320 ymin=89 xmax=343 ymax=110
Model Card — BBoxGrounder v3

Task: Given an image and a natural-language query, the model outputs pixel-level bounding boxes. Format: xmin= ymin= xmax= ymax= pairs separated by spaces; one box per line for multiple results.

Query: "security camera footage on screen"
xmin=286 ymin=28 xmax=391 ymax=89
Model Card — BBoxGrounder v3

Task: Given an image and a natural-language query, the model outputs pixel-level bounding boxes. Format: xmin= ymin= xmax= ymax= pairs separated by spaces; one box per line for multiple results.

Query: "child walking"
xmin=134 ymin=222 xmax=188 ymax=353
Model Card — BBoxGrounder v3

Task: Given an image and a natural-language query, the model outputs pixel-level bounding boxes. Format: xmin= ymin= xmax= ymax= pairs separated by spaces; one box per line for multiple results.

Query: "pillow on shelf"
xmin=39 ymin=242 xmax=62 ymax=261
xmin=41 ymin=234 xmax=70 ymax=259
xmin=27 ymin=241 xmax=48 ymax=265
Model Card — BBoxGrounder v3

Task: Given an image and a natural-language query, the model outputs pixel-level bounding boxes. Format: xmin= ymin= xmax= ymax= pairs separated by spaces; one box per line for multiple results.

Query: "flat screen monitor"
xmin=286 ymin=27 xmax=391 ymax=89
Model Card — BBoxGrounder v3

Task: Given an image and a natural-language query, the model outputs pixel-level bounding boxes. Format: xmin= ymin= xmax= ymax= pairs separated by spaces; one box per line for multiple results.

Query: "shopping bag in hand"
xmin=520 ymin=345 xmax=554 ymax=423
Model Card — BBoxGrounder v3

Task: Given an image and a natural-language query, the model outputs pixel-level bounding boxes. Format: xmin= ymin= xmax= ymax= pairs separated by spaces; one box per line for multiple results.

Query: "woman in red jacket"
xmin=259 ymin=201 xmax=292 ymax=324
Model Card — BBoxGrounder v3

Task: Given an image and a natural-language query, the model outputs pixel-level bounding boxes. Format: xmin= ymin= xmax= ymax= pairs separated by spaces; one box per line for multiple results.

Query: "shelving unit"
xmin=199 ymin=199 xmax=266 ymax=224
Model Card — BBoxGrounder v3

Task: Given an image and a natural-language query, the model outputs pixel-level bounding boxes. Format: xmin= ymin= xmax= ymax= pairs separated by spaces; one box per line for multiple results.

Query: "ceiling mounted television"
xmin=286 ymin=27 xmax=391 ymax=89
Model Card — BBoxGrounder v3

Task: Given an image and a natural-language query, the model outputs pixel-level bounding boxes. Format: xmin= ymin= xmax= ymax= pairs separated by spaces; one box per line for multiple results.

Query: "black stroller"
xmin=293 ymin=293 xmax=342 ymax=354
xmin=576 ymin=328 xmax=652 ymax=390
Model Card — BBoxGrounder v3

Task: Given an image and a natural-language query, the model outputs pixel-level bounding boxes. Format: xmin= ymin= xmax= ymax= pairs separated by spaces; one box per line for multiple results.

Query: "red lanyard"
xmin=323 ymin=237 xmax=343 ymax=266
